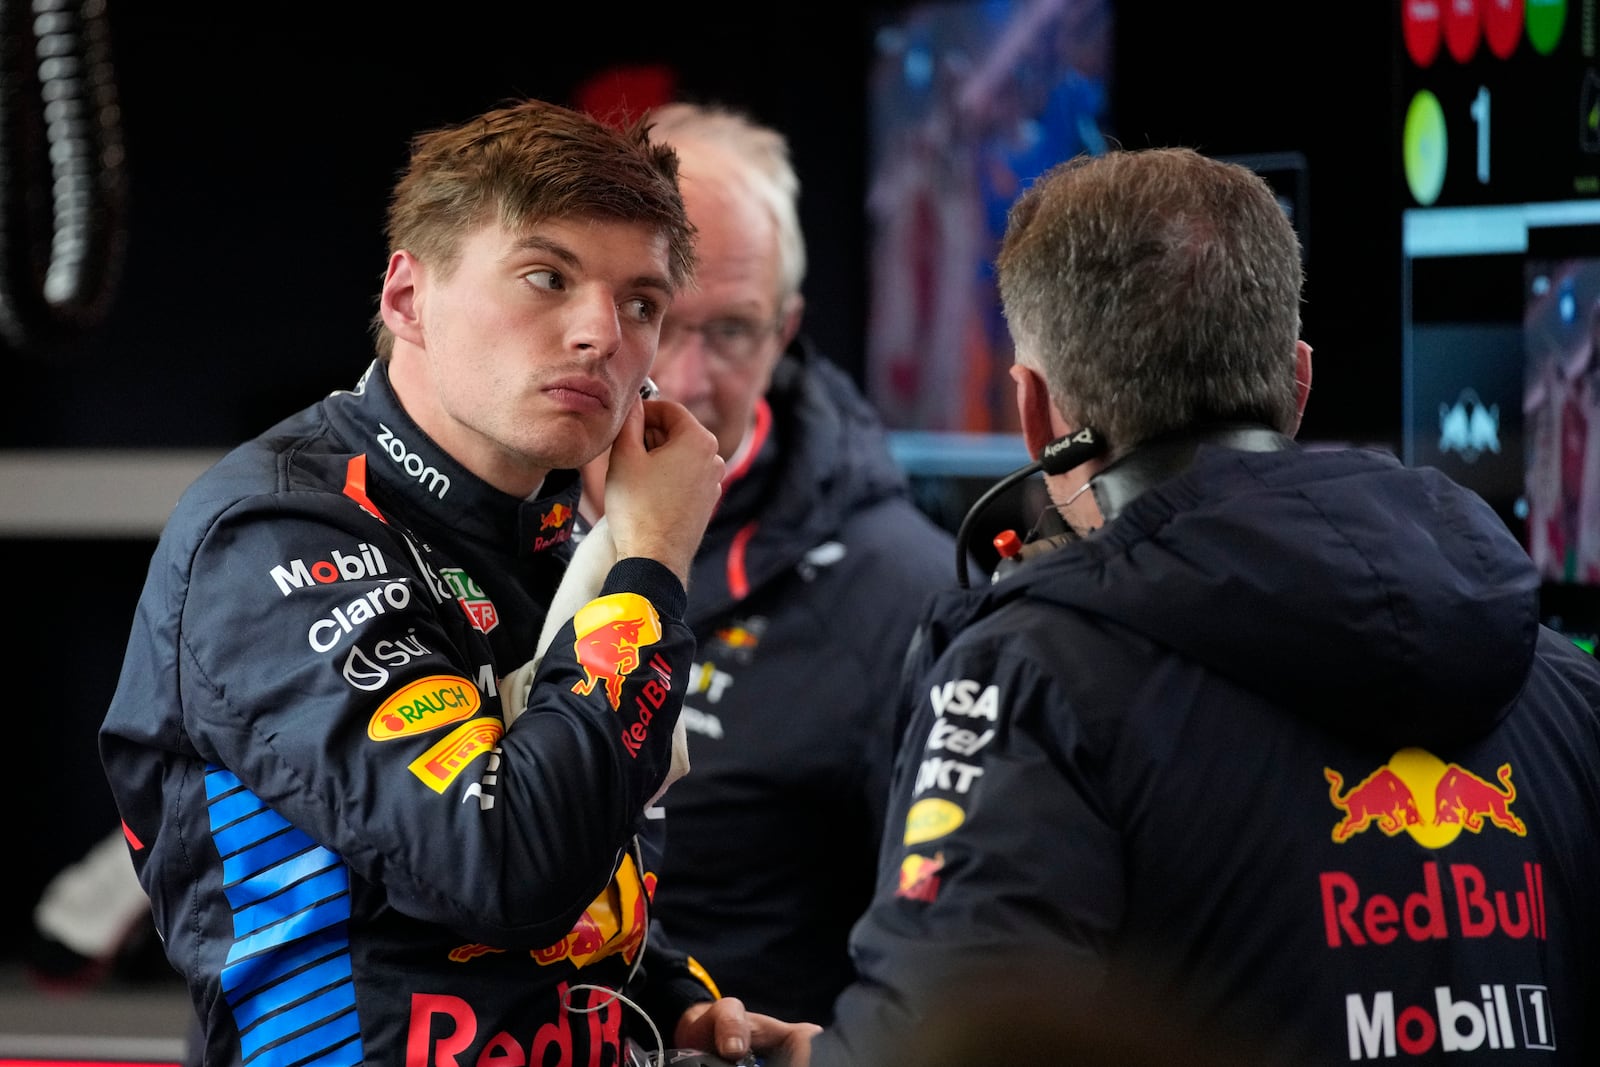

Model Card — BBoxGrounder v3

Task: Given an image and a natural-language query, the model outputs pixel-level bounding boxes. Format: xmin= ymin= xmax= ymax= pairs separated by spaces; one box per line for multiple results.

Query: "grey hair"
xmin=647 ymin=101 xmax=806 ymax=303
xmin=997 ymin=147 xmax=1304 ymax=452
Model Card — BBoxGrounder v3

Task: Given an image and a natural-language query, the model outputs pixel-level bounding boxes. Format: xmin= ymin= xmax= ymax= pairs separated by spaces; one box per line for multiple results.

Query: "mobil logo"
xmin=1325 ymin=748 xmax=1526 ymax=848
xmin=270 ymin=541 xmax=388 ymax=596
xmin=1346 ymin=982 xmax=1558 ymax=1060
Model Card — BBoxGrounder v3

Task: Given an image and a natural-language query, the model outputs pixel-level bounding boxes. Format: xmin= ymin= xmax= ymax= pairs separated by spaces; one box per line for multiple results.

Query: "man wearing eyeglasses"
xmin=579 ymin=102 xmax=959 ymax=1027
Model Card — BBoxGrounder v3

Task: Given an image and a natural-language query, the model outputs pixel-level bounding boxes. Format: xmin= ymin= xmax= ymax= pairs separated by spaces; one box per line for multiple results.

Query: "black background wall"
xmin=4 ymin=1 xmax=1395 ymax=960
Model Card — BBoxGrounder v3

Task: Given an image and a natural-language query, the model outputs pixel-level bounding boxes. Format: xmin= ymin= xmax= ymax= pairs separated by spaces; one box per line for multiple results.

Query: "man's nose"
xmin=571 ymin=289 xmax=622 ymax=353
xmin=652 ymin=322 xmax=714 ymax=399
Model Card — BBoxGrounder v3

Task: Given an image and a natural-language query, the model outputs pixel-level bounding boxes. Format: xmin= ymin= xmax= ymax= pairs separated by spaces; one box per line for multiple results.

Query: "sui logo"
xmin=1438 ymin=388 xmax=1500 ymax=462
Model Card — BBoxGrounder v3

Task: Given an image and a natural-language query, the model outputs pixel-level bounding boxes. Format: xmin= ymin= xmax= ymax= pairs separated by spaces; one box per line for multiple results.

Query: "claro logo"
xmin=376 ymin=423 xmax=450 ymax=499
xmin=308 ymin=579 xmax=412 ymax=652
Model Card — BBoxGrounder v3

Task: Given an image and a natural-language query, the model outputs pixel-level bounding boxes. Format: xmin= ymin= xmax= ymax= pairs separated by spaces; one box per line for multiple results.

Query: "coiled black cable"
xmin=0 ymin=0 xmax=125 ymax=352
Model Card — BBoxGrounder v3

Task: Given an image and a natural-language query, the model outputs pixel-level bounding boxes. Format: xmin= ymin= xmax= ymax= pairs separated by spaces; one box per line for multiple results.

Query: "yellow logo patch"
xmin=408 ymin=718 xmax=504 ymax=793
xmin=369 ymin=675 xmax=481 ymax=740
xmin=904 ymin=797 xmax=965 ymax=845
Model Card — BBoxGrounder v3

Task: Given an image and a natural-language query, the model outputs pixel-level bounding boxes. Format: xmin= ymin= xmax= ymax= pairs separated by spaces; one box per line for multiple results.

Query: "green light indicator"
xmin=1527 ymin=0 xmax=1565 ymax=55
xmin=1404 ymin=90 xmax=1448 ymax=207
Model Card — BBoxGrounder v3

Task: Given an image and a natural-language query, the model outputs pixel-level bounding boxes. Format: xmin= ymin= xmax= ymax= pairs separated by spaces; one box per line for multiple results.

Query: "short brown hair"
xmin=372 ymin=98 xmax=695 ymax=357
xmin=997 ymin=147 xmax=1303 ymax=452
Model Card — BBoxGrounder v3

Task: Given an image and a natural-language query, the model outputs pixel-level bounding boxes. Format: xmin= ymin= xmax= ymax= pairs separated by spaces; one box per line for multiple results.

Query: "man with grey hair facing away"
xmin=785 ymin=146 xmax=1600 ymax=1066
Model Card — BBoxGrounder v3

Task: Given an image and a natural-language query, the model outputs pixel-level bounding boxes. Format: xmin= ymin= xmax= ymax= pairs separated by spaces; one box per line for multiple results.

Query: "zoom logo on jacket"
xmin=376 ymin=422 xmax=451 ymax=499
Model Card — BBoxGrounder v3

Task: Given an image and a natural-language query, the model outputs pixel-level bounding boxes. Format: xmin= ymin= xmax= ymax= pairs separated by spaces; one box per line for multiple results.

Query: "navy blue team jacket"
xmin=645 ymin=344 xmax=957 ymax=1024
xmin=814 ymin=439 xmax=1600 ymax=1066
xmin=101 ymin=360 xmax=713 ymax=1066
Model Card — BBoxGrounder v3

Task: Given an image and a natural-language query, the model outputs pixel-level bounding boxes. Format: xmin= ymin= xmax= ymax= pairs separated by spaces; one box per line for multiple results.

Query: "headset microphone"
xmin=954 ymin=427 xmax=1107 ymax=588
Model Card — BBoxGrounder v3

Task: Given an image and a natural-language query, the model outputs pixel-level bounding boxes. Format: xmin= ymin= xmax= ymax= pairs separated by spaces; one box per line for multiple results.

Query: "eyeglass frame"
xmin=654 ymin=309 xmax=786 ymax=371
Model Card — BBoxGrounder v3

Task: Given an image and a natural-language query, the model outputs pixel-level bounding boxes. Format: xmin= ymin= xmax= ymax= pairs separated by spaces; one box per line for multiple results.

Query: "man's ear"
xmin=1009 ymin=362 xmax=1060 ymax=461
xmin=755 ymin=292 xmax=806 ymax=397
xmin=379 ymin=251 xmax=424 ymax=346
xmin=1290 ymin=339 xmax=1313 ymax=437
xmin=778 ymin=292 xmax=804 ymax=349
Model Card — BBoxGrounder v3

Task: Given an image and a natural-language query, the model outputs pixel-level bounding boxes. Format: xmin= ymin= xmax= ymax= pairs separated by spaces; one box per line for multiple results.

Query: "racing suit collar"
xmin=328 ymin=360 xmax=584 ymax=559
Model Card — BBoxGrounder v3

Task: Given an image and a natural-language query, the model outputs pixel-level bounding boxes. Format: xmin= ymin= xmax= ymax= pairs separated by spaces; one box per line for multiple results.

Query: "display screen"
xmin=1397 ymin=0 xmax=1600 ymax=211
xmin=1397 ymin=0 xmax=1600 ymax=652
xmin=864 ymin=0 xmax=1113 ymax=476
xmin=1523 ymin=235 xmax=1600 ymax=592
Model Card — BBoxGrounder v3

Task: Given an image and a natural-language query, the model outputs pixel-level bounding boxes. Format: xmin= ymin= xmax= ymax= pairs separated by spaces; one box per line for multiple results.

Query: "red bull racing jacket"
xmin=813 ymin=431 xmax=1600 ymax=1066
xmin=99 ymin=360 xmax=715 ymax=1067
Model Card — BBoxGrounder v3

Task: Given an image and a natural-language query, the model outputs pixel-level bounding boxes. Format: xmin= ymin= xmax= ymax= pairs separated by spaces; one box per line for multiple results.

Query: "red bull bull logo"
xmin=897 ymin=852 xmax=944 ymax=902
xmin=711 ymin=615 xmax=766 ymax=661
xmin=540 ymin=502 xmax=572 ymax=530
xmin=1433 ymin=763 xmax=1526 ymax=835
xmin=531 ymin=852 xmax=650 ymax=969
xmin=570 ymin=593 xmax=663 ymax=712
xmin=1325 ymin=748 xmax=1526 ymax=848
xmin=445 ymin=943 xmax=501 ymax=963
xmin=533 ymin=503 xmax=576 ymax=551
xmin=714 ymin=625 xmax=759 ymax=650
xmin=1325 ymin=766 xmax=1422 ymax=842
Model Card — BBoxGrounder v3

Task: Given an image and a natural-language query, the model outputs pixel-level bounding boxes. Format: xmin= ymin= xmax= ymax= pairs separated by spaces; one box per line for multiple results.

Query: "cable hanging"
xmin=0 ymin=0 xmax=126 ymax=353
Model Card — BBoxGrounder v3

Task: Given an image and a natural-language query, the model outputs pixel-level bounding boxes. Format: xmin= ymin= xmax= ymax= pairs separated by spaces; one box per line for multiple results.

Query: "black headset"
xmin=953 ymin=422 xmax=1298 ymax=587
xmin=954 ymin=427 xmax=1107 ymax=588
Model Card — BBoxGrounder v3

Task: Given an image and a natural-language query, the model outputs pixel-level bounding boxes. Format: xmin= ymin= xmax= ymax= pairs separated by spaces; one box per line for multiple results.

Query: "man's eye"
xmin=707 ymin=319 xmax=755 ymax=342
xmin=524 ymin=269 xmax=562 ymax=291
xmin=623 ymin=296 xmax=660 ymax=323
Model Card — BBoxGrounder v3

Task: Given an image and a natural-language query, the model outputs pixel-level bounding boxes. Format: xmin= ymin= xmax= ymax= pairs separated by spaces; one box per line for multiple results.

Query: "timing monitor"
xmin=1397 ymin=0 xmax=1600 ymax=654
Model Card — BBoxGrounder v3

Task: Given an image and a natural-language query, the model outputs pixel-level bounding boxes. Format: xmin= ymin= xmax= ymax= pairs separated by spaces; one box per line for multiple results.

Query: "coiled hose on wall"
xmin=0 ymin=0 xmax=124 ymax=354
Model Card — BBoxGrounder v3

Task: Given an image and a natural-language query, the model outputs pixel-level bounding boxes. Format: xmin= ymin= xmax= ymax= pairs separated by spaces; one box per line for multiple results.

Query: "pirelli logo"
xmin=408 ymin=718 xmax=504 ymax=793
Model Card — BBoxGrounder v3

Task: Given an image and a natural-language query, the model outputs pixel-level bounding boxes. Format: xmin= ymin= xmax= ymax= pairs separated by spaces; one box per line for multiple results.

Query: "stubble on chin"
xmin=555 ymin=411 xmax=626 ymax=472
